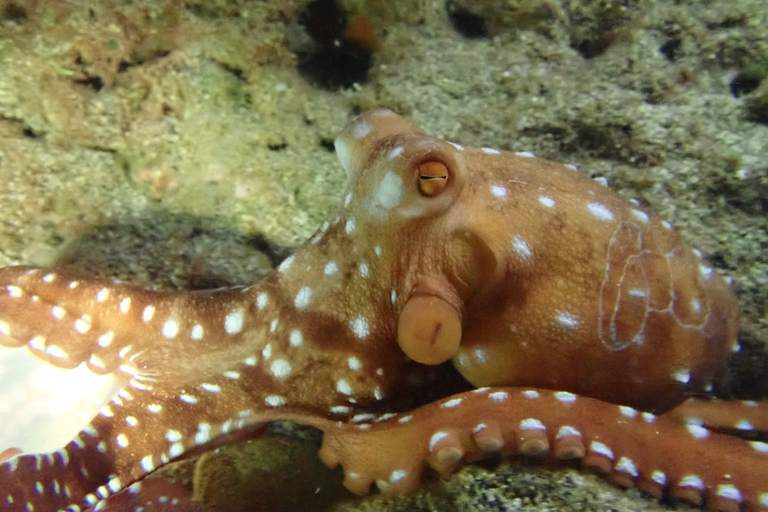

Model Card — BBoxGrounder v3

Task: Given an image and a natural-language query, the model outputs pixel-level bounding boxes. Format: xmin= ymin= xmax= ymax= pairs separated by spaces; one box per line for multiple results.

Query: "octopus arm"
xmin=0 ymin=374 xmax=329 ymax=512
xmin=319 ymin=387 xmax=768 ymax=511
xmin=0 ymin=266 xmax=259 ymax=378
xmin=667 ymin=397 xmax=768 ymax=432
xmin=85 ymin=479 xmax=205 ymax=512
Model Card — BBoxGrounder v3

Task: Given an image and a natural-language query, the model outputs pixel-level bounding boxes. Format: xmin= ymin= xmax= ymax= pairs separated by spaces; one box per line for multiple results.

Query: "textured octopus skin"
xmin=0 ymin=109 xmax=763 ymax=512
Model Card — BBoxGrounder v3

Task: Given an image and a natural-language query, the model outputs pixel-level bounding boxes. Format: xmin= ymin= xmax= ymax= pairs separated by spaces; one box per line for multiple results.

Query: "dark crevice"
xmin=659 ymin=37 xmax=683 ymax=62
xmin=1 ymin=2 xmax=27 ymax=23
xmin=293 ymin=0 xmax=374 ymax=90
xmin=730 ymin=72 xmax=762 ymax=98
xmin=74 ymin=76 xmax=105 ymax=92
xmin=445 ymin=0 xmax=490 ymax=39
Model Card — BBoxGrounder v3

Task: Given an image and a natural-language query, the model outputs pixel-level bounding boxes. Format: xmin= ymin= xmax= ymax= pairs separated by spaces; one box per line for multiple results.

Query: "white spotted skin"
xmin=0 ymin=110 xmax=745 ymax=510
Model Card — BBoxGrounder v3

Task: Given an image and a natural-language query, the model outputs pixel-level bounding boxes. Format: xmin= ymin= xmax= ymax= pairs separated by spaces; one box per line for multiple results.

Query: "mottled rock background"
xmin=0 ymin=0 xmax=766 ymax=510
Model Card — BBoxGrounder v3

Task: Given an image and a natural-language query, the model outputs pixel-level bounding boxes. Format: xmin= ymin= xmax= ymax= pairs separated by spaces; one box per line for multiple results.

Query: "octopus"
xmin=0 ymin=109 xmax=765 ymax=512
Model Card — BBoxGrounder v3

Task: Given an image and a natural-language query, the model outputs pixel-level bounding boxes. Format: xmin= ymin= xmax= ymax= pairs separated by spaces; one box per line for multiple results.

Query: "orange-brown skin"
xmin=0 ymin=110 xmax=757 ymax=512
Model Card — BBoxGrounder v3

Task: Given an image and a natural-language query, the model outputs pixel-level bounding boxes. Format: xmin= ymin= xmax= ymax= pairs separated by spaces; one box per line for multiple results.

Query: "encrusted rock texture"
xmin=0 ymin=0 xmax=766 ymax=510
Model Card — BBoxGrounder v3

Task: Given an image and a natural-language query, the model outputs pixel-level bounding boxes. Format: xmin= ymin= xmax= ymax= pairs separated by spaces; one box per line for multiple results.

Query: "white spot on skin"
xmin=523 ymin=390 xmax=540 ymax=399
xmin=555 ymin=391 xmax=577 ymax=403
xmin=223 ymin=371 xmax=240 ymax=379
xmin=482 ymin=147 xmax=500 ymax=154
xmin=344 ymin=192 xmax=353 ymax=207
xmin=96 ymin=289 xmax=109 ymax=302
xmin=586 ymin=202 xmax=615 ymax=222
xmin=265 ymin=395 xmax=286 ymax=407
xmin=631 ymin=209 xmax=649 ymax=223
xmin=289 ymin=329 xmax=303 ymax=347
xmin=387 ymin=146 xmax=403 ymax=160
xmin=295 ymin=287 xmax=312 ymax=308
xmin=28 ymin=335 xmax=45 ymax=351
xmin=97 ymin=332 xmax=114 ymax=348
xmin=680 ymin=475 xmax=705 ymax=490
xmin=512 ymin=236 xmax=532 ymax=259
xmin=350 ymin=316 xmax=369 ymax=338
xmin=359 ymin=262 xmax=369 ymax=277
xmin=147 ymin=404 xmax=162 ymax=413
xmin=200 ymin=383 xmax=221 ymax=393
xmin=673 ymin=369 xmax=691 ymax=384
xmin=140 ymin=456 xmax=155 ymax=473
xmin=142 ymin=306 xmax=155 ymax=322
xmin=555 ymin=311 xmax=579 ymax=329
xmin=336 ymin=379 xmax=353 ymax=395
xmin=687 ymin=423 xmax=709 ymax=439
xmin=590 ymin=441 xmax=614 ymax=459
xmin=690 ymin=299 xmax=702 ymax=314
xmin=699 ymin=264 xmax=713 ymax=280
xmin=224 ymin=309 xmax=244 ymax=334
xmin=324 ymin=261 xmax=338 ymax=275
xmin=516 ymin=151 xmax=536 ymax=158
xmin=717 ymin=484 xmax=742 ymax=502
xmin=6 ymin=285 xmax=22 ymax=298
xmin=448 ymin=142 xmax=464 ymax=150
xmin=116 ymin=434 xmax=129 ymax=448
xmin=389 ymin=470 xmax=407 ymax=483
xmin=429 ymin=432 xmax=449 ymax=450
xmin=538 ymin=196 xmax=555 ymax=208
xmin=119 ymin=297 xmax=131 ymax=314
xmin=489 ymin=391 xmax=508 ymax=402
xmin=348 ymin=356 xmax=362 ymax=370
xmin=374 ymin=246 xmax=382 ymax=256
xmin=162 ymin=319 xmax=179 ymax=339
xmin=490 ymin=185 xmax=507 ymax=198
xmin=42 ymin=273 xmax=56 ymax=283
xmin=270 ymin=360 xmax=292 ymax=379
xmin=519 ymin=418 xmax=545 ymax=430
xmin=372 ymin=172 xmax=405 ymax=213
xmin=270 ymin=319 xmax=278 ymax=332
xmin=179 ymin=394 xmax=198 ymax=404
xmin=256 ymin=293 xmax=268 ymax=310
xmin=278 ymin=255 xmax=295 ymax=273
xmin=442 ymin=398 xmax=462 ymax=408
xmin=651 ymin=470 xmax=667 ymax=485
xmin=556 ymin=426 xmax=581 ymax=439
xmin=45 ymin=345 xmax=68 ymax=359
xmin=662 ymin=220 xmax=673 ymax=229
xmin=73 ymin=317 xmax=91 ymax=334
xmin=191 ymin=324 xmax=204 ymax=340
xmin=51 ymin=306 xmax=65 ymax=319
xmin=89 ymin=355 xmax=106 ymax=369
xmin=352 ymin=121 xmax=370 ymax=138
xmin=125 ymin=416 xmax=138 ymax=427
xmin=619 ymin=406 xmax=638 ymax=418
xmin=390 ymin=290 xmax=397 ymax=304
xmin=345 ymin=218 xmax=357 ymax=235
xmin=615 ymin=457 xmax=639 ymax=477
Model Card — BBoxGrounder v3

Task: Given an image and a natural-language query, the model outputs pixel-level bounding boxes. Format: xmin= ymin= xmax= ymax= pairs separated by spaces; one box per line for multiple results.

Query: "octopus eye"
xmin=417 ymin=160 xmax=449 ymax=197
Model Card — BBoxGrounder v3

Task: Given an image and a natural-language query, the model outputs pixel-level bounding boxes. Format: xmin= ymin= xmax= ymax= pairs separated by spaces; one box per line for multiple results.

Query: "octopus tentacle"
xmin=0 ymin=266 xmax=244 ymax=376
xmin=667 ymin=398 xmax=768 ymax=433
xmin=320 ymin=388 xmax=768 ymax=510
xmin=88 ymin=479 xmax=204 ymax=512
